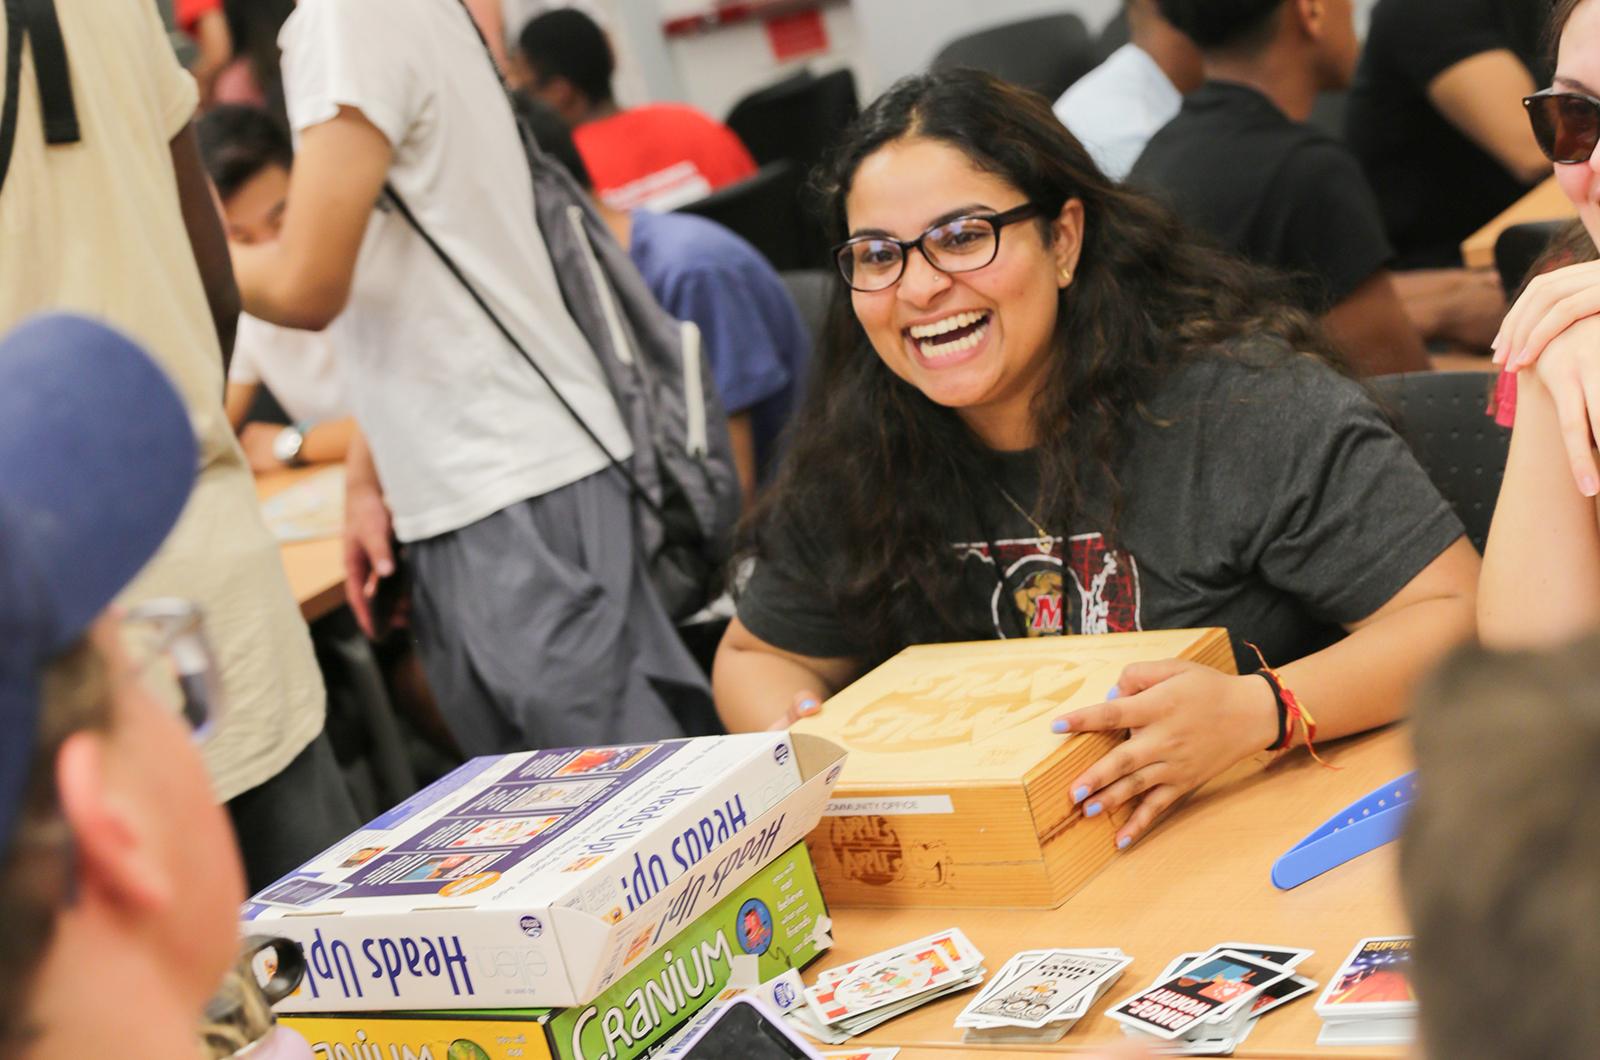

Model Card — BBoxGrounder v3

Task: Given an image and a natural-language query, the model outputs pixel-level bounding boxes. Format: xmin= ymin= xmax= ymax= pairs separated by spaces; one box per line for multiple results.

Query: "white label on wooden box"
xmin=823 ymin=795 xmax=955 ymax=817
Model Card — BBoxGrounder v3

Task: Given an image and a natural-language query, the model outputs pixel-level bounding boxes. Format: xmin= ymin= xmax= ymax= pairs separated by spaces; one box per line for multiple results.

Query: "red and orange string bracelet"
xmin=1245 ymin=642 xmax=1335 ymax=769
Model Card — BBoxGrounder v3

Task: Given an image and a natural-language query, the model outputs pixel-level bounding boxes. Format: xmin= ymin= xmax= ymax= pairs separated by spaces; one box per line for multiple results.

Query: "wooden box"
xmin=792 ymin=630 xmax=1236 ymax=909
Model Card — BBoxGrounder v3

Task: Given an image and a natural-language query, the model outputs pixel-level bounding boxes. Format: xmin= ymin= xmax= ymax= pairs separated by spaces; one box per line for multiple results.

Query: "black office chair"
xmin=931 ymin=13 xmax=1096 ymax=102
xmin=676 ymin=161 xmax=812 ymax=272
xmin=1494 ymin=219 xmax=1567 ymax=297
xmin=726 ymin=67 xmax=859 ymax=176
xmin=779 ymin=268 xmax=834 ymax=388
xmin=1370 ymin=371 xmax=1511 ymax=554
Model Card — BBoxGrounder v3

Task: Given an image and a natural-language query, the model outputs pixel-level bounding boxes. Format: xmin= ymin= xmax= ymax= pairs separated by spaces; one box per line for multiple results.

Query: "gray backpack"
xmin=385 ymin=3 xmax=740 ymax=621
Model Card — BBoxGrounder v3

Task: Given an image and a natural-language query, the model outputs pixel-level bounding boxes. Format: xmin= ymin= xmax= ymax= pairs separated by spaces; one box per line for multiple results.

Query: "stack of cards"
xmin=786 ymin=928 xmax=985 ymax=1044
xmin=1107 ymin=943 xmax=1318 ymax=1056
xmin=1314 ymin=936 xmax=1417 ymax=1046
xmin=953 ymin=947 xmax=1133 ymax=1043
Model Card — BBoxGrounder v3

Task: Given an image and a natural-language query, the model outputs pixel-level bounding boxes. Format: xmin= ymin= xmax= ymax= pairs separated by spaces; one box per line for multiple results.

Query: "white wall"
xmin=853 ymin=0 xmax=1120 ymax=92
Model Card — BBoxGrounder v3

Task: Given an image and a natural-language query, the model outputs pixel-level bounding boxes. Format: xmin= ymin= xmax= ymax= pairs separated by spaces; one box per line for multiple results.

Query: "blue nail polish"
xmin=1105 ymin=686 xmax=1121 ymax=700
xmin=1085 ymin=801 xmax=1103 ymax=817
xmin=1117 ymin=835 xmax=1132 ymax=850
xmin=1051 ymin=719 xmax=1069 ymax=734
xmin=800 ymin=698 xmax=818 ymax=710
xmin=1071 ymin=785 xmax=1089 ymax=804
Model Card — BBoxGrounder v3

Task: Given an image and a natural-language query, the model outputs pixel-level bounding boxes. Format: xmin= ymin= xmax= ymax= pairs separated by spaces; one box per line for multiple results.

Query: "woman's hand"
xmin=1052 ymin=660 xmax=1278 ymax=850
xmin=765 ymin=690 xmax=822 ymax=731
xmin=1523 ymin=315 xmax=1600 ymax=496
xmin=1493 ymin=259 xmax=1600 ymax=370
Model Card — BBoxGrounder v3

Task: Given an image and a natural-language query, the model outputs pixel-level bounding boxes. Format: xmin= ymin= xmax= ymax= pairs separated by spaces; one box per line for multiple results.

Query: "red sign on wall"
xmin=765 ymin=9 xmax=829 ymax=62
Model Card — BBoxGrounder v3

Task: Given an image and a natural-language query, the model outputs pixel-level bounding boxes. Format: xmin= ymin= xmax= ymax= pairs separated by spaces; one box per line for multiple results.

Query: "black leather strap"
xmin=0 ymin=0 xmax=80 ymax=199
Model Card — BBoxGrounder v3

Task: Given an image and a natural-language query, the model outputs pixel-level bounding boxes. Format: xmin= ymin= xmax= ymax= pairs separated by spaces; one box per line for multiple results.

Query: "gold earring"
xmin=1058 ymin=267 xmax=1073 ymax=286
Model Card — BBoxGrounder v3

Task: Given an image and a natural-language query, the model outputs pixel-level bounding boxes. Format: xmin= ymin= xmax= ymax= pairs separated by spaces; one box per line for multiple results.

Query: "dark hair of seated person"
xmin=195 ymin=104 xmax=293 ymax=201
xmin=740 ymin=68 xmax=1342 ymax=664
xmin=1155 ymin=0 xmax=1286 ymax=52
xmin=514 ymin=92 xmax=596 ymax=191
xmin=517 ymin=8 xmax=615 ymax=107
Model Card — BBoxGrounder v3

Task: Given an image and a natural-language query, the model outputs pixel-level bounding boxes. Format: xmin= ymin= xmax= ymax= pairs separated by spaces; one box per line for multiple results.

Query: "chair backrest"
xmin=1093 ymin=8 xmax=1129 ymax=65
xmin=779 ymin=268 xmax=834 ymax=375
xmin=675 ymin=161 xmax=810 ymax=272
xmin=1369 ymin=371 xmax=1510 ymax=554
xmin=1494 ymin=219 xmax=1566 ymax=297
xmin=726 ymin=67 xmax=860 ymax=176
xmin=931 ymin=13 xmax=1095 ymax=102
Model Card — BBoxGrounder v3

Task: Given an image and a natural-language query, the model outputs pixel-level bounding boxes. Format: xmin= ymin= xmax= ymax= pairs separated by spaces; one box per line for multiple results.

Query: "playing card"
xmin=1314 ymin=936 xmax=1416 ymax=1021
xmin=1179 ymin=943 xmax=1312 ymax=1022
xmin=1226 ymin=973 xmax=1318 ymax=1023
xmin=1106 ymin=949 xmax=1293 ymax=1041
xmin=1205 ymin=941 xmax=1312 ymax=970
xmin=957 ymin=948 xmax=1125 ymax=1027
xmin=806 ymin=945 xmax=960 ymax=1025
xmin=812 ymin=927 xmax=983 ymax=993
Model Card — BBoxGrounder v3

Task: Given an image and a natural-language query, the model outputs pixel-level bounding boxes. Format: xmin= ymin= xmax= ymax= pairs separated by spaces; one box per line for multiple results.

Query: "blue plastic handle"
xmin=1271 ymin=772 xmax=1416 ymax=890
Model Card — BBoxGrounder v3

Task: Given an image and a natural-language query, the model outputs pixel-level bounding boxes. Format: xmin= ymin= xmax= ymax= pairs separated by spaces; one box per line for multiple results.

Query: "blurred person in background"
xmin=511 ymin=7 xmax=757 ymax=210
xmin=1054 ymin=0 xmax=1204 ymax=182
xmin=0 ymin=0 xmax=354 ymax=890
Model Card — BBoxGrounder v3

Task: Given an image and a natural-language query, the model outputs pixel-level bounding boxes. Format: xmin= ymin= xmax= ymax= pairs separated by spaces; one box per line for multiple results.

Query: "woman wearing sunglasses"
xmin=713 ymin=70 xmax=1477 ymax=849
xmin=1481 ymin=0 xmax=1600 ymax=649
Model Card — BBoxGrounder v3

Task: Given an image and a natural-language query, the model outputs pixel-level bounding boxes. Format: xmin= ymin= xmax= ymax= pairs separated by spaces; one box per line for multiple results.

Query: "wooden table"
xmin=257 ymin=467 xmax=346 ymax=621
xmin=821 ymin=726 xmax=1414 ymax=1058
xmin=1461 ymin=175 xmax=1576 ymax=269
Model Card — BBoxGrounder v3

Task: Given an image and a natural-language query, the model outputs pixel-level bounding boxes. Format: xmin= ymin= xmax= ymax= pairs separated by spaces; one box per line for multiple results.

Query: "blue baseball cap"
xmin=0 ymin=313 xmax=198 ymax=853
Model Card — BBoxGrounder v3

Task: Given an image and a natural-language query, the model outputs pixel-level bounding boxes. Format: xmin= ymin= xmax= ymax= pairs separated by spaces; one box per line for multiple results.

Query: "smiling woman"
xmin=712 ymin=70 xmax=1478 ymax=848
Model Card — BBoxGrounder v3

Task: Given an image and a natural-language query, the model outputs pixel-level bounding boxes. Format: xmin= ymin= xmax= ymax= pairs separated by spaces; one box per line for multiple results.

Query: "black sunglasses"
xmin=1524 ymin=88 xmax=1600 ymax=164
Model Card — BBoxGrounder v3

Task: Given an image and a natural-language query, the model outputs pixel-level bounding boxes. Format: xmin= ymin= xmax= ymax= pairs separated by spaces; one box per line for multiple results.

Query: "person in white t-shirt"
xmin=1053 ymin=0 xmax=1204 ymax=181
xmin=198 ymin=104 xmax=355 ymax=471
xmin=231 ymin=0 xmax=715 ymax=754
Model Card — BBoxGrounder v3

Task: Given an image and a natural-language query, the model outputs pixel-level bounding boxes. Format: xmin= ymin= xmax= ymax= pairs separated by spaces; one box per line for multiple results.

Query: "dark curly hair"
xmin=741 ymin=69 xmax=1339 ymax=664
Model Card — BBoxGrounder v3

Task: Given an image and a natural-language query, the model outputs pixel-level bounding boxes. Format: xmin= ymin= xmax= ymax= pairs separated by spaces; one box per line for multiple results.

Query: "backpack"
xmin=385 ymin=2 xmax=741 ymax=622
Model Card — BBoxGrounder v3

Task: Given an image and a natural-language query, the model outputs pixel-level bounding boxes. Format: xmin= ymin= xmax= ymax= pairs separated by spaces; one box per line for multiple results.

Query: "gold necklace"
xmin=996 ymin=485 xmax=1053 ymax=552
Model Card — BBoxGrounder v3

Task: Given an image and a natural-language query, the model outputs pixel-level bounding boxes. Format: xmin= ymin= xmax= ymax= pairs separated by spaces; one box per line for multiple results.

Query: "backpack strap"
xmin=383 ymin=181 xmax=664 ymax=521
xmin=0 ymin=0 xmax=81 ymax=197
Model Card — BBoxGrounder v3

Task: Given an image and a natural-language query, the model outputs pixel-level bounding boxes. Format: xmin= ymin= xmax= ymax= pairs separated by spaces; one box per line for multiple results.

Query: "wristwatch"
xmin=271 ymin=424 xmax=307 ymax=467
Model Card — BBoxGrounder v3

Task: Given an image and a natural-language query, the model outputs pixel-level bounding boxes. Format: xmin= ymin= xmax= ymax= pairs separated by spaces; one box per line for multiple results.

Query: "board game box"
xmin=792 ymin=630 xmax=1235 ymax=907
xmin=244 ymin=733 xmax=846 ymax=1010
xmin=280 ymin=842 xmax=831 ymax=1060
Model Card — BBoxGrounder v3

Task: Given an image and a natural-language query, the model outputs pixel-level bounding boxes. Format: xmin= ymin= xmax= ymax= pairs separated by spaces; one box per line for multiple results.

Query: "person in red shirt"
xmin=512 ymin=8 xmax=757 ymax=211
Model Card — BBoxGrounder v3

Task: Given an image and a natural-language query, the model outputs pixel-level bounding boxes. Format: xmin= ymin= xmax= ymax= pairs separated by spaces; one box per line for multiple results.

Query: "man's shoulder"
xmin=605 ymin=102 xmax=734 ymax=138
xmin=630 ymin=210 xmax=769 ymax=273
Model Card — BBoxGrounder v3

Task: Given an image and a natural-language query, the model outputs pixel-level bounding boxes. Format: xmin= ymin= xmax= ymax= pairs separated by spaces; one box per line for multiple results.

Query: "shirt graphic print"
xmin=955 ymin=533 xmax=1143 ymax=638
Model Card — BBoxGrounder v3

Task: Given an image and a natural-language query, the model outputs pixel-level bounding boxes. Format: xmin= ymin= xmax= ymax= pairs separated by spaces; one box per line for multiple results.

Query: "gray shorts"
xmin=407 ymin=469 xmax=716 ymax=756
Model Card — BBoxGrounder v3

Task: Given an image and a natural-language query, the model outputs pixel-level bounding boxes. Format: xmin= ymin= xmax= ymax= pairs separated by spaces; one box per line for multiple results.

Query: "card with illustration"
xmin=1314 ymin=936 xmax=1416 ymax=1019
xmin=1106 ymin=950 xmax=1291 ymax=1040
xmin=969 ymin=950 xmax=1130 ymax=1028
xmin=806 ymin=946 xmax=960 ymax=1024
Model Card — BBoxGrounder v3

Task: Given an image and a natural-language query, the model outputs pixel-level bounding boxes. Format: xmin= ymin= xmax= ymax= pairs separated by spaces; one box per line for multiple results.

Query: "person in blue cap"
xmin=0 ymin=315 xmax=247 ymax=1056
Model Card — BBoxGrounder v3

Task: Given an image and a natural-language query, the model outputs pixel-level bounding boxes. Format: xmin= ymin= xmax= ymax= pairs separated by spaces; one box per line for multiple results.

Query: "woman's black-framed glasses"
xmin=1524 ymin=88 xmax=1600 ymax=164
xmin=122 ymin=597 xmax=224 ymax=741
xmin=832 ymin=203 xmax=1042 ymax=293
